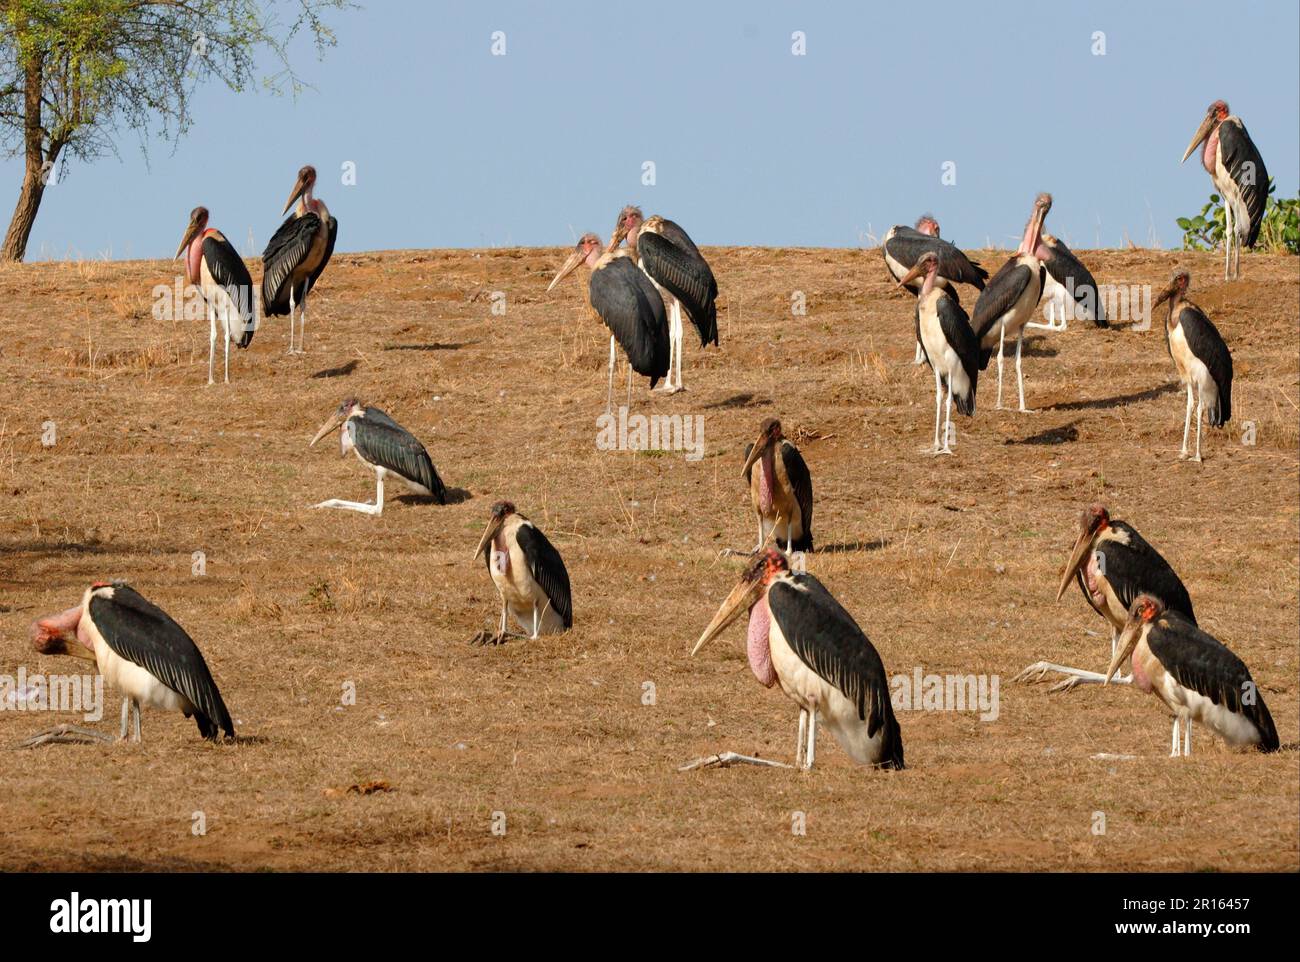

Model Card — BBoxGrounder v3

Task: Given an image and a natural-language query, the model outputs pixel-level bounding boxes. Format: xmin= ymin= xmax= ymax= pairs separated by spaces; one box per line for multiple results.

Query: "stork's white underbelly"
xmin=199 ymin=260 xmax=257 ymax=341
xmin=85 ymin=618 xmax=192 ymax=713
xmin=767 ymin=618 xmax=886 ymax=766
xmin=1152 ymin=672 xmax=1262 ymax=747
xmin=918 ymin=294 xmax=970 ymax=396
xmin=1213 ymin=154 xmax=1251 ymax=242
xmin=489 ymin=540 xmax=565 ymax=635
xmin=983 ymin=260 xmax=1041 ymax=345
xmin=1169 ymin=325 xmax=1218 ymax=403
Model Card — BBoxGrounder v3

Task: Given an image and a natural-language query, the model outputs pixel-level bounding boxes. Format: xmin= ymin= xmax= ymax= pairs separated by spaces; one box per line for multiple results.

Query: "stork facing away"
xmin=737 ymin=418 xmax=813 ymax=555
xmin=309 ymin=398 xmax=446 ymax=515
xmin=28 ymin=582 xmax=234 ymax=746
xmin=1153 ymin=271 xmax=1232 ymax=462
xmin=898 ymin=251 xmax=979 ymax=455
xmin=262 ymin=165 xmax=338 ymax=354
xmin=471 ymin=500 xmax=573 ymax=644
xmin=1105 ymin=595 xmax=1278 ymax=756
xmin=971 ymin=193 xmax=1052 ymax=412
xmin=1016 ymin=503 xmax=1195 ymax=693
xmin=692 ymin=549 xmax=904 ymax=771
xmin=547 ymin=232 xmax=669 ymax=411
xmin=1025 ymin=233 xmax=1108 ymax=332
xmin=612 ymin=206 xmax=719 ymax=393
xmin=1181 ymin=100 xmax=1269 ymax=280
xmin=175 ymin=206 xmax=257 ymax=385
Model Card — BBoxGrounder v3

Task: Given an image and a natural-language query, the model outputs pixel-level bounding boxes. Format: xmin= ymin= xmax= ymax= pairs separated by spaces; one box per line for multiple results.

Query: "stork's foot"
xmin=678 ymin=751 xmax=795 ymax=772
xmin=934 ymin=445 xmax=955 ymax=457
xmin=1013 ymin=661 xmax=1132 ymax=692
xmin=657 ymin=383 xmax=685 ymax=395
xmin=1188 ymin=455 xmax=1203 ymax=464
xmin=1017 ymin=406 xmax=1037 ymax=414
xmin=467 ymin=629 xmax=524 ymax=646
xmin=17 ymin=725 xmax=116 ymax=749
xmin=311 ymin=499 xmax=383 ymax=516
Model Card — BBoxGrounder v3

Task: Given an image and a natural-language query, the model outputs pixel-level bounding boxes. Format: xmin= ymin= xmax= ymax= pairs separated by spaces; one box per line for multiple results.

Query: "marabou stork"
xmin=174 ymin=206 xmax=257 ymax=385
xmin=262 ymin=165 xmax=338 ymax=354
xmin=971 ymin=193 xmax=1052 ymax=412
xmin=471 ymin=500 xmax=573 ymax=644
xmin=1153 ymin=271 xmax=1233 ymax=462
xmin=1105 ymin=595 xmax=1278 ymax=756
xmin=547 ymin=232 xmax=670 ymax=411
xmin=612 ymin=206 xmax=719 ymax=393
xmin=739 ymin=418 xmax=813 ymax=555
xmin=1025 ymin=233 xmax=1108 ymax=332
xmin=898 ymin=252 xmax=979 ymax=455
xmin=1181 ymin=101 xmax=1269 ymax=280
xmin=309 ymin=398 xmax=446 ymax=515
xmin=882 ymin=215 xmax=988 ymax=363
xmin=1016 ymin=503 xmax=1195 ymax=692
xmin=692 ymin=549 xmax=904 ymax=771
xmin=29 ymin=582 xmax=234 ymax=743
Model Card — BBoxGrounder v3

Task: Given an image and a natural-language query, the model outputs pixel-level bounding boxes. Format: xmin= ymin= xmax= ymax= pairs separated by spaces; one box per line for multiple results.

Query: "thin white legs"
xmin=207 ymin=303 xmax=217 ymax=385
xmin=313 ymin=470 xmax=385 ymax=515
xmin=606 ymin=335 xmax=616 ymax=413
xmin=1170 ymin=716 xmax=1192 ymax=757
xmin=659 ymin=300 xmax=685 ymax=393
xmin=995 ymin=323 xmax=1006 ymax=409
xmin=796 ymin=709 xmax=807 ymax=769
xmin=1015 ymin=330 xmax=1032 ymax=413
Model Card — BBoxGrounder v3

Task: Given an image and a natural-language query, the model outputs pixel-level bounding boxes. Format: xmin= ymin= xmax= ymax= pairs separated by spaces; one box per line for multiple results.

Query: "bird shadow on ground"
xmin=396 ymin=487 xmax=472 ymax=506
xmin=311 ymin=359 xmax=360 ymax=379
xmin=1006 ymin=339 xmax=1058 ymax=359
xmin=816 ymin=538 xmax=891 ymax=554
xmin=701 ymin=392 xmax=770 ymax=410
xmin=1046 ymin=381 xmax=1179 ymax=412
xmin=1004 ymin=421 xmax=1080 ymax=446
xmin=381 ymin=342 xmax=474 ymax=352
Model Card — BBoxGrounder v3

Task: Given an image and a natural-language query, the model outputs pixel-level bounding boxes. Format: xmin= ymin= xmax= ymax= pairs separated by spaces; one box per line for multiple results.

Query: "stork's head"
xmin=914 ymin=214 xmax=940 ymax=237
xmin=1106 ymin=594 xmax=1164 ymax=684
xmin=1018 ymin=193 xmax=1052 ymax=255
xmin=473 ymin=500 xmax=518 ymax=561
xmin=1056 ymin=503 xmax=1111 ymax=601
xmin=310 ymin=397 xmax=364 ymax=448
xmin=1153 ymin=270 xmax=1191 ymax=312
xmin=175 ymin=206 xmax=210 ymax=260
xmin=1181 ymin=102 xmax=1228 ymax=164
xmin=691 ymin=548 xmax=789 ymax=656
xmin=740 ymin=418 xmax=784 ymax=477
xmin=613 ymin=205 xmax=644 ymax=248
xmin=897 ymin=251 xmax=941 ymax=289
xmin=546 ymin=233 xmax=605 ymax=292
xmin=282 ymin=164 xmax=319 ymax=215
xmin=30 ymin=594 xmax=97 ymax=662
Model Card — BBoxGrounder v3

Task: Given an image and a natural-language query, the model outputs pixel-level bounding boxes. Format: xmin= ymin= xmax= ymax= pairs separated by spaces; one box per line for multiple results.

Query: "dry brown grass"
xmin=0 ymin=246 xmax=1296 ymax=872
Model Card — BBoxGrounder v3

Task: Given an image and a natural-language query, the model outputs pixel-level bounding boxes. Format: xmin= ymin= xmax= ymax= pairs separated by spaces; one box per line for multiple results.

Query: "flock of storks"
xmin=23 ymin=101 xmax=1281 ymax=770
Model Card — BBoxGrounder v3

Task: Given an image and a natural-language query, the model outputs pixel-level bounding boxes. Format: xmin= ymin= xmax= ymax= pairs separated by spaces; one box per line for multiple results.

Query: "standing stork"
xmin=471 ymin=500 xmax=573 ymax=644
xmin=547 ymin=232 xmax=670 ymax=411
xmin=262 ymin=165 xmax=338 ymax=354
xmin=882 ymin=215 xmax=987 ymax=363
xmin=971 ymin=193 xmax=1052 ymax=412
xmin=612 ymin=206 xmax=719 ymax=393
xmin=1016 ymin=503 xmax=1195 ymax=692
xmin=29 ymin=582 xmax=234 ymax=744
xmin=898 ymin=252 xmax=979 ymax=455
xmin=738 ymin=418 xmax=813 ymax=555
xmin=1181 ymin=100 xmax=1269 ymax=280
xmin=174 ymin=206 xmax=257 ymax=385
xmin=1025 ymin=233 xmax=1108 ymax=332
xmin=1104 ymin=595 xmax=1278 ymax=756
xmin=692 ymin=549 xmax=904 ymax=771
xmin=1154 ymin=271 xmax=1232 ymax=462
xmin=309 ymin=398 xmax=447 ymax=515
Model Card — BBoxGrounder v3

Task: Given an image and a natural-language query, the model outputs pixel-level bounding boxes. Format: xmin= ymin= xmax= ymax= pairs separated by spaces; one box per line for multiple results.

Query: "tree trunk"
xmin=2 ymin=167 xmax=46 ymax=263
xmin=1 ymin=43 xmax=45 ymax=263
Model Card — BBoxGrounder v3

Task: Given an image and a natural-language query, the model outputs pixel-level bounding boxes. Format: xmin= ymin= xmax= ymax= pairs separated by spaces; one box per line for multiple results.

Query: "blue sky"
xmin=7 ymin=0 xmax=1298 ymax=260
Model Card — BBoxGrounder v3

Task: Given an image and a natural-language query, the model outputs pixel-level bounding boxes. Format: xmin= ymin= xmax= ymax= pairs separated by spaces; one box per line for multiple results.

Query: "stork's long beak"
xmin=175 ymin=219 xmax=200 ymax=260
xmin=282 ymin=171 xmax=311 ymax=215
xmin=898 ymin=261 xmax=927 ymax=288
xmin=691 ymin=577 xmax=762 ymax=656
xmin=1152 ymin=280 xmax=1178 ymax=311
xmin=1104 ymin=617 xmax=1142 ymax=685
xmin=473 ymin=517 xmax=503 ymax=562
xmin=1181 ymin=114 xmax=1215 ymax=164
xmin=1056 ymin=528 xmax=1095 ymax=602
xmin=546 ymin=248 xmax=586 ymax=293
xmin=30 ymin=606 xmax=95 ymax=661
xmin=740 ymin=432 xmax=770 ymax=477
xmin=310 ymin=413 xmax=344 ymax=447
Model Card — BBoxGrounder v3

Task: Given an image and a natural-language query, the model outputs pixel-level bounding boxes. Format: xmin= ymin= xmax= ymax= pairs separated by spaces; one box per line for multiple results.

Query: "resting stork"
xmin=309 ymin=398 xmax=447 ymax=515
xmin=175 ymin=206 xmax=257 ymax=385
xmin=692 ymin=549 xmax=904 ymax=771
xmin=1181 ymin=100 xmax=1269 ymax=280
xmin=1016 ymin=503 xmax=1196 ymax=692
xmin=1105 ymin=595 xmax=1278 ymax=756
xmin=1153 ymin=271 xmax=1233 ymax=462
xmin=612 ymin=206 xmax=719 ymax=393
xmin=898 ymin=251 xmax=979 ymax=455
xmin=471 ymin=500 xmax=573 ymax=644
xmin=738 ymin=418 xmax=813 ymax=555
xmin=29 ymin=582 xmax=234 ymax=744
xmin=971 ymin=193 xmax=1052 ymax=412
xmin=547 ymin=232 xmax=669 ymax=411
xmin=1025 ymin=233 xmax=1108 ymax=332
xmin=262 ymin=165 xmax=338 ymax=354
xmin=882 ymin=215 xmax=988 ymax=363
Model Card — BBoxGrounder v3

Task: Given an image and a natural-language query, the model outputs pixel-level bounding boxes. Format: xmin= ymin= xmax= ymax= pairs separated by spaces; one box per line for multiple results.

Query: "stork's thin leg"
xmin=288 ymin=288 xmax=297 ymax=354
xmin=1170 ymin=716 xmax=1180 ymax=757
xmin=1015 ymin=330 xmax=1033 ymax=413
xmin=786 ymin=521 xmax=793 ymax=556
xmin=207 ymin=303 xmax=217 ymax=386
xmin=796 ymin=709 xmax=807 ymax=769
xmin=223 ymin=303 xmax=231 ymax=384
xmin=531 ymin=603 xmax=540 ymax=641
xmin=673 ymin=304 xmax=684 ymax=392
xmin=132 ymin=699 xmax=142 ymax=743
xmin=995 ymin=324 xmax=1005 ymax=409
xmin=626 ymin=354 xmax=634 ymax=411
xmin=17 ymin=725 xmax=115 ymax=748
xmin=1192 ymin=397 xmax=1204 ymax=463
xmin=1184 ymin=716 xmax=1192 ymax=756
xmin=606 ymin=335 xmax=616 ymax=413
xmin=300 ymin=293 xmax=309 ymax=353
xmin=1014 ymin=660 xmax=1133 ymax=692
xmin=805 ymin=707 xmax=817 ymax=771
xmin=1180 ymin=385 xmax=1193 ymax=458
xmin=913 ymin=340 xmax=924 ymax=365
xmin=312 ymin=472 xmax=385 ymax=515
xmin=931 ymin=366 xmax=943 ymax=452
xmin=120 ymin=696 xmax=130 ymax=740
xmin=1223 ymin=205 xmax=1232 ymax=281
xmin=939 ymin=381 xmax=955 ymax=455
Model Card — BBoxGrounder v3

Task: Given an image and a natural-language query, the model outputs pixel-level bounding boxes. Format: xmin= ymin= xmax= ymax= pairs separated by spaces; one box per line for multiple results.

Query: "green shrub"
xmin=1177 ymin=179 xmax=1300 ymax=254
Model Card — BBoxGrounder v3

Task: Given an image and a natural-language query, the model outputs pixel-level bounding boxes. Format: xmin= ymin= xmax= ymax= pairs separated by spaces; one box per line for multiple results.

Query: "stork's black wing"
xmin=779 ymin=439 xmax=814 ymax=552
xmin=89 ymin=585 xmax=233 ymax=740
xmin=637 ymin=228 xmax=719 ymax=347
xmin=261 ymin=212 xmax=321 ymax=316
xmin=971 ymin=258 xmax=1036 ymax=358
xmin=1084 ymin=522 xmax=1196 ymax=623
xmin=516 ymin=522 xmax=573 ymax=629
xmin=1218 ymin=118 xmax=1268 ymax=248
xmin=351 ymin=415 xmax=446 ymax=502
xmin=884 ymin=228 xmax=988 ymax=289
xmin=1179 ymin=304 xmax=1233 ymax=425
xmin=768 ymin=575 xmax=904 ymax=769
xmin=1148 ymin=612 xmax=1278 ymax=752
xmin=201 ymin=235 xmax=257 ymax=346
xmin=589 ymin=256 xmax=670 ymax=386
xmin=937 ymin=292 xmax=980 ymax=415
xmin=1042 ymin=238 xmax=1108 ymax=327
